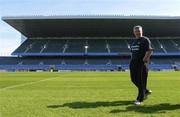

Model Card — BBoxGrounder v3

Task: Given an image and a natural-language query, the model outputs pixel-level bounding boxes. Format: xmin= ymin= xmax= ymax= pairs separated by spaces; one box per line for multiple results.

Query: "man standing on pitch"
xmin=130 ymin=25 xmax=153 ymax=105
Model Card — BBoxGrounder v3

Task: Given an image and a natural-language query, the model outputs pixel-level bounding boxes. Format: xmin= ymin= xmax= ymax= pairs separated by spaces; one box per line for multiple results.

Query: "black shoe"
xmin=146 ymin=89 xmax=152 ymax=95
xmin=144 ymin=90 xmax=152 ymax=100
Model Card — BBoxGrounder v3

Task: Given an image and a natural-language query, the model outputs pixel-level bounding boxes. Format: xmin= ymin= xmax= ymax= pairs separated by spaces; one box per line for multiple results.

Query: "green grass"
xmin=0 ymin=71 xmax=180 ymax=117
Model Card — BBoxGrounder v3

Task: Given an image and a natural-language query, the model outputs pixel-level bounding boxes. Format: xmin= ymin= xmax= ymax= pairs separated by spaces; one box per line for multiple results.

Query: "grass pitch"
xmin=0 ymin=71 xmax=180 ymax=117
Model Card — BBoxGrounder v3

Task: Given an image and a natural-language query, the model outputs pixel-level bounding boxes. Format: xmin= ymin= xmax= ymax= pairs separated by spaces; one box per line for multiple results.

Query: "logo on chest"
xmin=131 ymin=42 xmax=141 ymax=51
xmin=131 ymin=45 xmax=140 ymax=51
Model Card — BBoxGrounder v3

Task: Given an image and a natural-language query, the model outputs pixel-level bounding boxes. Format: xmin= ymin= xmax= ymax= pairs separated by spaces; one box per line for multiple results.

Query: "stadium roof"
xmin=2 ymin=15 xmax=180 ymax=38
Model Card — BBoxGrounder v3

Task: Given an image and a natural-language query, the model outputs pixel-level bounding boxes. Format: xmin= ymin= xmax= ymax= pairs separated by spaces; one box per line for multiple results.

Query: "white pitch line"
xmin=0 ymin=77 xmax=58 ymax=91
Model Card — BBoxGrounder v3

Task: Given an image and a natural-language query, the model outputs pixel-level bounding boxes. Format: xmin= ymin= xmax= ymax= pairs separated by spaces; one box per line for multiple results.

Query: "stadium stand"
xmin=12 ymin=39 xmax=180 ymax=55
xmin=150 ymin=39 xmax=165 ymax=53
xmin=42 ymin=39 xmax=66 ymax=53
xmin=0 ymin=56 xmax=179 ymax=71
xmin=0 ymin=15 xmax=180 ymax=71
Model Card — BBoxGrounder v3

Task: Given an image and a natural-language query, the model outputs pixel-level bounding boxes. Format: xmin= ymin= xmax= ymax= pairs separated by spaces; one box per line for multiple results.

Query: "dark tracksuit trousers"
xmin=129 ymin=59 xmax=148 ymax=102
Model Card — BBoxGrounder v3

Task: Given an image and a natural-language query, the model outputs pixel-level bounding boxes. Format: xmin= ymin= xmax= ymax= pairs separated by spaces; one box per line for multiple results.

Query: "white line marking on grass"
xmin=0 ymin=77 xmax=58 ymax=91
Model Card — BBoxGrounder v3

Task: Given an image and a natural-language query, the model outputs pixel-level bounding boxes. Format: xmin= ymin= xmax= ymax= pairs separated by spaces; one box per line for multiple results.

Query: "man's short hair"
xmin=133 ymin=25 xmax=143 ymax=30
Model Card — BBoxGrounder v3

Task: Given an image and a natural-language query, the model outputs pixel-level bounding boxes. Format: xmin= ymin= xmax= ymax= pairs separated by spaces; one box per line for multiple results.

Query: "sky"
xmin=0 ymin=0 xmax=180 ymax=56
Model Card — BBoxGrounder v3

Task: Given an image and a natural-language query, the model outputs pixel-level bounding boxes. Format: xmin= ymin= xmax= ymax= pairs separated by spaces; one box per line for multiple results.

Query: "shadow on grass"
xmin=110 ymin=103 xmax=180 ymax=114
xmin=47 ymin=101 xmax=180 ymax=113
xmin=47 ymin=100 xmax=133 ymax=109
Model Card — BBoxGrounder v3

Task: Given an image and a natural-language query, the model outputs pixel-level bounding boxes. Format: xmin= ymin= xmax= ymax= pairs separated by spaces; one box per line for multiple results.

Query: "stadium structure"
xmin=0 ymin=15 xmax=180 ymax=71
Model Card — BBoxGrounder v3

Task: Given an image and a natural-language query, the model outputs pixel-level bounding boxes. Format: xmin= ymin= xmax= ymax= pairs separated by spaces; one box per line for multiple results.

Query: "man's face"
xmin=133 ymin=28 xmax=143 ymax=38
